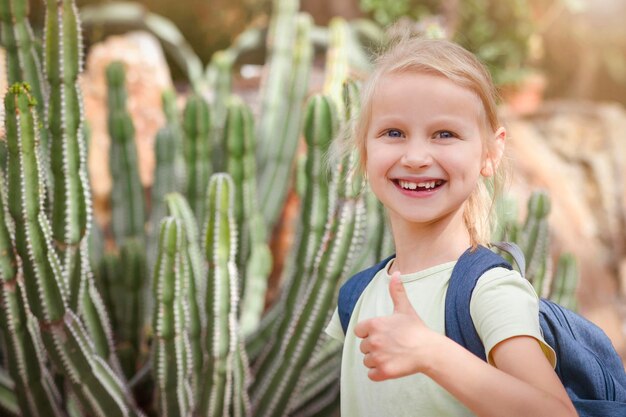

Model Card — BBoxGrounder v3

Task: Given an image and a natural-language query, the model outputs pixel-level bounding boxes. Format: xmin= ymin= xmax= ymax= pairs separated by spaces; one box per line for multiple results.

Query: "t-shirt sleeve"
xmin=469 ymin=267 xmax=556 ymax=367
xmin=325 ymin=308 xmax=345 ymax=342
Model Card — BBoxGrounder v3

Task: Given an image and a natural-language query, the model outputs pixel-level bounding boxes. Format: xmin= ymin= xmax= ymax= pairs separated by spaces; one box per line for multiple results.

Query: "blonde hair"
xmin=348 ymin=31 xmax=507 ymax=247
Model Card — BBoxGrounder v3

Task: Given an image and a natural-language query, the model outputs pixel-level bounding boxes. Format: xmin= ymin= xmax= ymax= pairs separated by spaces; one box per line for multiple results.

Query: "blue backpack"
xmin=337 ymin=245 xmax=626 ymax=416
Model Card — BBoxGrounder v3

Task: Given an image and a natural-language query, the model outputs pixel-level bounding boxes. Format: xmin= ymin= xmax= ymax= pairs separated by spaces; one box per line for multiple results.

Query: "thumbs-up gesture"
xmin=354 ymin=271 xmax=443 ymax=381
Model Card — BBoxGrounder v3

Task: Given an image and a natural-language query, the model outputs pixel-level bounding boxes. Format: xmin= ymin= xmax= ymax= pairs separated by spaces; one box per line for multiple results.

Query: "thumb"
xmin=389 ymin=271 xmax=415 ymax=315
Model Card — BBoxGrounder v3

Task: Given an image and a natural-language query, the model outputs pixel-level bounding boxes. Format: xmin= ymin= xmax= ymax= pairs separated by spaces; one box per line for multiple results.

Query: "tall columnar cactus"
xmin=252 ymin=127 xmax=366 ymax=417
xmin=183 ymin=93 xmax=213 ymax=225
xmin=107 ymin=61 xmax=146 ymax=246
xmin=207 ymin=49 xmax=235 ymax=172
xmin=322 ymin=17 xmax=350 ymax=115
xmin=340 ymin=79 xmax=389 ymax=273
xmin=151 ymin=126 xmax=181 ymax=234
xmin=115 ymin=238 xmax=147 ymax=378
xmin=0 ymin=170 xmax=66 ymax=417
xmin=4 ymin=83 xmax=143 ymax=417
xmin=199 ymin=173 xmax=251 ymax=417
xmin=519 ymin=190 xmax=552 ymax=296
xmin=257 ymin=8 xmax=314 ymax=231
xmin=148 ymin=89 xmax=186 ymax=274
xmin=223 ymin=96 xmax=272 ymax=335
xmin=43 ymin=0 xmax=94 ymax=315
xmin=0 ymin=0 xmax=48 ymax=153
xmin=164 ymin=192 xmax=204 ymax=397
xmin=151 ymin=217 xmax=194 ymax=417
xmin=252 ymin=93 xmax=337 ymax=376
xmin=550 ymin=253 xmax=579 ymax=311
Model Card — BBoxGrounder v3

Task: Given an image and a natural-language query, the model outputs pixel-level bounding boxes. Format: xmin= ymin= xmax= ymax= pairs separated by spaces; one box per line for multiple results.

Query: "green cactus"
xmin=0 ymin=369 xmax=18 ymax=416
xmin=257 ymin=7 xmax=314 ymax=231
xmin=223 ymin=96 xmax=272 ymax=335
xmin=550 ymin=253 xmax=579 ymax=311
xmin=0 ymin=0 xmax=48 ymax=156
xmin=207 ymin=49 xmax=235 ymax=172
xmin=0 ymin=165 xmax=66 ymax=417
xmin=252 ymin=126 xmax=366 ymax=417
xmin=323 ymin=17 xmax=350 ymax=115
xmin=183 ymin=93 xmax=213 ymax=225
xmin=160 ymin=89 xmax=187 ymax=192
xmin=151 ymin=217 xmax=194 ymax=417
xmin=163 ymin=192 xmax=204 ymax=399
xmin=5 ymin=82 xmax=143 ymax=417
xmin=519 ymin=190 xmax=552 ymax=296
xmin=199 ymin=173 xmax=251 ymax=417
xmin=44 ymin=0 xmax=95 ymax=319
xmin=252 ymin=94 xmax=337 ymax=378
xmin=107 ymin=61 xmax=146 ymax=246
xmin=151 ymin=126 xmax=181 ymax=233
xmin=492 ymin=191 xmax=580 ymax=309
xmin=116 ymin=238 xmax=147 ymax=378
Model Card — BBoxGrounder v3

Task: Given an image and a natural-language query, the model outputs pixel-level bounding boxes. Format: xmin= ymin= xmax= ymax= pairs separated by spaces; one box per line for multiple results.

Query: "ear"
xmin=481 ymin=127 xmax=506 ymax=177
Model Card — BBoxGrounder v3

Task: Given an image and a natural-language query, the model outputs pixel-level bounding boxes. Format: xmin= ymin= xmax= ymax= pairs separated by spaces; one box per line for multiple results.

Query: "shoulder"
xmin=471 ymin=267 xmax=539 ymax=316
xmin=474 ymin=267 xmax=536 ymax=297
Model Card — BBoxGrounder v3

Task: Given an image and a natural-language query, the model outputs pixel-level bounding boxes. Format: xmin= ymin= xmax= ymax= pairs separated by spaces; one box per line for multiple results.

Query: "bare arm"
xmin=354 ymin=273 xmax=577 ymax=417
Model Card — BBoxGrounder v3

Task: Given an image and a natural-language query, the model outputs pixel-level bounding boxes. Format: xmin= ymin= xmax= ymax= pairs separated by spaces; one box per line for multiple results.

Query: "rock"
xmin=504 ymin=101 xmax=626 ymax=358
xmin=81 ymin=31 xmax=174 ymax=227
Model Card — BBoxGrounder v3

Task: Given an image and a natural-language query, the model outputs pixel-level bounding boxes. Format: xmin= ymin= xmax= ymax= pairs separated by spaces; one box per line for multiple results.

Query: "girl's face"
xmin=365 ymin=71 xmax=503 ymax=231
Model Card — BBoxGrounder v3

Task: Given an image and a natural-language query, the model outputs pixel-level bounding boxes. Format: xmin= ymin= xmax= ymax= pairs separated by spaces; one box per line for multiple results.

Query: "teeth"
xmin=417 ymin=181 xmax=436 ymax=189
xmin=398 ymin=180 xmax=442 ymax=190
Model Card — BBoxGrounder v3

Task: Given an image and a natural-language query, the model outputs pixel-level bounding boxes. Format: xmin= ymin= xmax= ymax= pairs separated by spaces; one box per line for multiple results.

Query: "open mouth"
xmin=393 ymin=179 xmax=446 ymax=193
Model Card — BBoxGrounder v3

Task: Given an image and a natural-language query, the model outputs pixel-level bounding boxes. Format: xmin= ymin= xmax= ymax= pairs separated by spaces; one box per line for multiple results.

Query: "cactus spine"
xmin=252 ymin=128 xmax=366 ymax=417
xmin=207 ymin=50 xmax=235 ymax=172
xmin=258 ymin=7 xmax=314 ymax=230
xmin=550 ymin=253 xmax=579 ymax=311
xmin=164 ymin=192 xmax=204 ymax=398
xmin=183 ymin=93 xmax=213 ymax=224
xmin=0 ymin=169 xmax=66 ymax=417
xmin=107 ymin=61 xmax=146 ymax=245
xmin=0 ymin=0 xmax=48 ymax=154
xmin=252 ymin=94 xmax=337 ymax=379
xmin=519 ymin=190 xmax=552 ymax=296
xmin=5 ymin=83 xmax=143 ymax=417
xmin=200 ymin=173 xmax=251 ymax=417
xmin=152 ymin=217 xmax=194 ymax=417
xmin=224 ymin=96 xmax=272 ymax=335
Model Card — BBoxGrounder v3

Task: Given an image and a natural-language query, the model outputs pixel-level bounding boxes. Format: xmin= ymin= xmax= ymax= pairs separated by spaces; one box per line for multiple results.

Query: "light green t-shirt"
xmin=325 ymin=259 xmax=556 ymax=417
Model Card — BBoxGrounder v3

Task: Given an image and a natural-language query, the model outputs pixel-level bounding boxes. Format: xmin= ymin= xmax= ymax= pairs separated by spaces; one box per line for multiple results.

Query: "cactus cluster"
xmin=0 ymin=0 xmax=580 ymax=416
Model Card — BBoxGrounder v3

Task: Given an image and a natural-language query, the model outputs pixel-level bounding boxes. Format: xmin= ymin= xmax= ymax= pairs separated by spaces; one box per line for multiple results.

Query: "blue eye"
xmin=435 ymin=131 xmax=456 ymax=139
xmin=385 ymin=129 xmax=403 ymax=138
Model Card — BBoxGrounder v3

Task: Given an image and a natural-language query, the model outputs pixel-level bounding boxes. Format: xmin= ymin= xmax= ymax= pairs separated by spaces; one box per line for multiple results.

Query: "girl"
xmin=325 ymin=34 xmax=577 ymax=417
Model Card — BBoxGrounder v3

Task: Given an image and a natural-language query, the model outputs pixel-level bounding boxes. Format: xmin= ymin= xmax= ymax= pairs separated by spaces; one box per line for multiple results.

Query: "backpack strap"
xmin=444 ymin=245 xmax=512 ymax=361
xmin=338 ymin=255 xmax=395 ymax=334
xmin=491 ymin=241 xmax=526 ymax=278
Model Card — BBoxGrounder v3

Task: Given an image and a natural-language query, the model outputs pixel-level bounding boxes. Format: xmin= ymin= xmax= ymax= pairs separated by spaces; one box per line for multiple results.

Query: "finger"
xmin=354 ymin=320 xmax=369 ymax=339
xmin=389 ymin=272 xmax=415 ymax=315
xmin=363 ymin=353 xmax=375 ymax=369
xmin=368 ymin=368 xmax=386 ymax=382
xmin=359 ymin=338 xmax=370 ymax=354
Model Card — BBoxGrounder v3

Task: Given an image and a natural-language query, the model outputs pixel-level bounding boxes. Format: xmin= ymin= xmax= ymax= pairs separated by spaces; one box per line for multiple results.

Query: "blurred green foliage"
xmin=25 ymin=0 xmax=272 ymax=74
xmin=359 ymin=0 xmax=534 ymax=86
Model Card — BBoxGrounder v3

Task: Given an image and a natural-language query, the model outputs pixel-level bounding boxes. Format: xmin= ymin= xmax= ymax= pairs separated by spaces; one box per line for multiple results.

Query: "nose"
xmin=400 ymin=139 xmax=432 ymax=168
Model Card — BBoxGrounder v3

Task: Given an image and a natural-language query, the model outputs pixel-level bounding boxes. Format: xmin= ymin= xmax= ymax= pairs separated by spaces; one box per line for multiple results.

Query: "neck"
xmin=388 ymin=210 xmax=472 ymax=274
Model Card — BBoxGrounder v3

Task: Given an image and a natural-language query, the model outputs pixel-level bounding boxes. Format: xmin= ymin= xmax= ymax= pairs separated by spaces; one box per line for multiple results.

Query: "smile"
xmin=393 ymin=179 xmax=446 ymax=193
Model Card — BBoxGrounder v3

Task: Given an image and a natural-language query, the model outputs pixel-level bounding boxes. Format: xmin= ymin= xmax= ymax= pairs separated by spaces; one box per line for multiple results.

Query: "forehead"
xmin=372 ymin=71 xmax=485 ymax=117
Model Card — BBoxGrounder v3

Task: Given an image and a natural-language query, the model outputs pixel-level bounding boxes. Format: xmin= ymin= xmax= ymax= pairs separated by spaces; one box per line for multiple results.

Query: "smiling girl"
xmin=324 ymin=33 xmax=577 ymax=417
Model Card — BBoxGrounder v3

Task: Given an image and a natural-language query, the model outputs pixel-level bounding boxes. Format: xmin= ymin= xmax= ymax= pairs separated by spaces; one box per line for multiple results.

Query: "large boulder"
xmin=81 ymin=31 xmax=173 ymax=228
xmin=505 ymin=101 xmax=626 ymax=359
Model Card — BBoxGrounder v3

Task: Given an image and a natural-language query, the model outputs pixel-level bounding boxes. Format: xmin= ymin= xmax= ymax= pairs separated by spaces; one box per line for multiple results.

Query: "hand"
xmin=354 ymin=271 xmax=442 ymax=381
